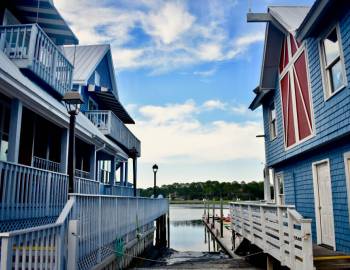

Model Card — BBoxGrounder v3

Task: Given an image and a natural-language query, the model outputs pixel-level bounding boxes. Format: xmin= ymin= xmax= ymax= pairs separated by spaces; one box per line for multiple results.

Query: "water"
xmin=169 ymin=204 xmax=229 ymax=252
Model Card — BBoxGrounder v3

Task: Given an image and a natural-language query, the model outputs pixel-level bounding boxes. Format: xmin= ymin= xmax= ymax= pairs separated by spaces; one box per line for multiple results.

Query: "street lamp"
xmin=152 ymin=164 xmax=158 ymax=198
xmin=62 ymin=91 xmax=84 ymax=193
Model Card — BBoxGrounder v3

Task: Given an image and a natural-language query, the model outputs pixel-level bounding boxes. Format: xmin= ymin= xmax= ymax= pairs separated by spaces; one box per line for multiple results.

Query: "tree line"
xmin=140 ymin=180 xmax=264 ymax=201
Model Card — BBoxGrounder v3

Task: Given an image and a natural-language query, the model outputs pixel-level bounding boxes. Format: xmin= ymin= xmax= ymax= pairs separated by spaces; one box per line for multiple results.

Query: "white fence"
xmin=0 ymin=161 xmax=68 ymax=221
xmin=71 ymin=194 xmax=168 ymax=270
xmin=230 ymin=202 xmax=313 ymax=270
xmin=85 ymin=110 xmax=141 ymax=155
xmin=0 ymin=198 xmax=75 ymax=270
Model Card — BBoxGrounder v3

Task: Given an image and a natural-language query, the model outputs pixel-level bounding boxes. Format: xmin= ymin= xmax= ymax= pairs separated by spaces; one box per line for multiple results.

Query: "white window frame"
xmin=94 ymin=71 xmax=101 ymax=86
xmin=274 ymin=171 xmax=284 ymax=205
xmin=319 ymin=24 xmax=348 ymax=100
xmin=268 ymin=102 xmax=277 ymax=141
xmin=344 ymin=152 xmax=350 ymax=223
xmin=278 ymin=35 xmax=315 ymax=150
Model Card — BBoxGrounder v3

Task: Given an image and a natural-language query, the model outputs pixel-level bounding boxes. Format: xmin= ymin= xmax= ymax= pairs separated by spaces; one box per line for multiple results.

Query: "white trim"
xmin=343 ymin=152 xmax=350 ymax=223
xmin=319 ymin=23 xmax=348 ymax=101
xmin=268 ymin=101 xmax=278 ymax=141
xmin=312 ymin=159 xmax=336 ymax=250
xmin=278 ymin=36 xmax=315 ymax=150
xmin=275 ymin=171 xmax=284 ymax=205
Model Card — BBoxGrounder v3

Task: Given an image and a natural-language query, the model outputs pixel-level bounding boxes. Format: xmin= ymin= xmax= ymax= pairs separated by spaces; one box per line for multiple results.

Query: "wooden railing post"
xmin=301 ymin=222 xmax=313 ymax=270
xmin=46 ymin=172 xmax=52 ymax=216
xmin=248 ymin=205 xmax=253 ymax=243
xmin=288 ymin=210 xmax=295 ymax=269
xmin=68 ymin=220 xmax=79 ymax=270
xmin=260 ymin=206 xmax=266 ymax=251
xmin=1 ymin=237 xmax=13 ymax=270
xmin=277 ymin=206 xmax=285 ymax=265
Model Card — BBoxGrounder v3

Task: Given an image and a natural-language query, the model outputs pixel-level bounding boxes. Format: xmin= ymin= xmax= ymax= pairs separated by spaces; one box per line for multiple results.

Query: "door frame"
xmin=343 ymin=152 xmax=350 ymax=223
xmin=312 ymin=159 xmax=336 ymax=249
xmin=274 ymin=171 xmax=285 ymax=205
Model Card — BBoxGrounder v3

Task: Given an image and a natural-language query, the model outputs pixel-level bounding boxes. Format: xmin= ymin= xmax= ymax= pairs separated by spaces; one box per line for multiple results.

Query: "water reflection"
xmin=169 ymin=204 xmax=229 ymax=252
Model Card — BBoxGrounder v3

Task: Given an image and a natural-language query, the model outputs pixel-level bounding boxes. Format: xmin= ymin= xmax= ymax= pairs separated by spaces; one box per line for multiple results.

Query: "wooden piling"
xmin=220 ymin=198 xmax=223 ymax=238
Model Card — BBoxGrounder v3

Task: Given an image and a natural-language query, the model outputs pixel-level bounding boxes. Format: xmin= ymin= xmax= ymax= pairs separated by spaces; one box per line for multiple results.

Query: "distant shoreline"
xmin=170 ymin=200 xmax=231 ymax=205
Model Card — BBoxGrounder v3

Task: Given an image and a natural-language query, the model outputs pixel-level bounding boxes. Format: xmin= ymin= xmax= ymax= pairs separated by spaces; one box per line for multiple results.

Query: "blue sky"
xmin=56 ymin=0 xmax=313 ymax=187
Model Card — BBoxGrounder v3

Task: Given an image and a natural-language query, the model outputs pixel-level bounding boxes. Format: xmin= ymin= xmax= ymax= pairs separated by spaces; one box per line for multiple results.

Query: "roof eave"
xmin=296 ymin=0 xmax=332 ymax=42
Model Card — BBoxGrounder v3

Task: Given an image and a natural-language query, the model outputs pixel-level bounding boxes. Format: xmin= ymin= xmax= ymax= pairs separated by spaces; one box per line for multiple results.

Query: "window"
xmin=94 ymin=71 xmax=101 ymax=86
xmin=88 ymin=98 xmax=98 ymax=111
xmin=279 ymin=34 xmax=313 ymax=148
xmin=269 ymin=102 xmax=277 ymax=140
xmin=321 ymin=26 xmax=346 ymax=98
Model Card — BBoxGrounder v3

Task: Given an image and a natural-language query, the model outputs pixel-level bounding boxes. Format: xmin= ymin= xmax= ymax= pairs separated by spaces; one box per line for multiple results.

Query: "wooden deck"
xmin=313 ymin=245 xmax=350 ymax=270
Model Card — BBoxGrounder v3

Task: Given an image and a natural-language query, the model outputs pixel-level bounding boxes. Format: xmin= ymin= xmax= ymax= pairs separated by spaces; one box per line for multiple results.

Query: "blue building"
xmin=231 ymin=1 xmax=350 ymax=269
xmin=0 ymin=1 xmax=168 ymax=269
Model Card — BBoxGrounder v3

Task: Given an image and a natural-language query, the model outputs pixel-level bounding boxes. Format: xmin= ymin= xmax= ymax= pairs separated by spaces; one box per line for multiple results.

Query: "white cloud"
xmin=202 ymin=100 xmax=226 ymax=110
xmin=128 ymin=100 xmax=264 ymax=164
xmin=55 ymin=0 xmax=265 ymax=74
xmin=193 ymin=67 xmax=217 ymax=77
xmin=142 ymin=2 xmax=195 ymax=45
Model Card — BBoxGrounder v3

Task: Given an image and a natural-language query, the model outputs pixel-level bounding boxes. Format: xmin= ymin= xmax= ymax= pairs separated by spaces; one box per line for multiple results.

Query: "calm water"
xmin=169 ymin=204 xmax=229 ymax=252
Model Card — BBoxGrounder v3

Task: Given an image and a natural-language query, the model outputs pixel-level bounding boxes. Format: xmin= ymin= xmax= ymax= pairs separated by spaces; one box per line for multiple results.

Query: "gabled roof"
xmin=268 ymin=6 xmax=310 ymax=34
xmin=63 ymin=45 xmax=111 ymax=85
xmin=248 ymin=5 xmax=311 ymax=110
xmin=63 ymin=44 xmax=135 ymax=124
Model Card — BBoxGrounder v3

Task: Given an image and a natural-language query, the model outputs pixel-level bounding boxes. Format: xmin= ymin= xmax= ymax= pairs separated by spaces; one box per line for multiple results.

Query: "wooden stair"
xmin=313 ymin=245 xmax=350 ymax=270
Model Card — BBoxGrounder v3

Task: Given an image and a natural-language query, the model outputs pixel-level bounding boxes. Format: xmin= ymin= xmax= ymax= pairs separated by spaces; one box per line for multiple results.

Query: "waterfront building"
xmin=231 ymin=1 xmax=350 ymax=269
xmin=0 ymin=1 xmax=168 ymax=269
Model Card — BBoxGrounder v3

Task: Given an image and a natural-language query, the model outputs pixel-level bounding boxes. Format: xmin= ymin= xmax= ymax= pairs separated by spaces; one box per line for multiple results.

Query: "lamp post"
xmin=62 ymin=91 xmax=84 ymax=193
xmin=152 ymin=164 xmax=158 ymax=198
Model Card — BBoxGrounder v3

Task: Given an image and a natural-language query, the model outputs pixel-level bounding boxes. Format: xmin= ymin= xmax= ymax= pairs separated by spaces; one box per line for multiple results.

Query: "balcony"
xmin=0 ymin=24 xmax=73 ymax=97
xmin=85 ymin=110 xmax=141 ymax=156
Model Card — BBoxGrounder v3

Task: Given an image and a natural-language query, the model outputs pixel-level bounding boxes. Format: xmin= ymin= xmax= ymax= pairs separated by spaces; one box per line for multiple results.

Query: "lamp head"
xmin=152 ymin=164 xmax=158 ymax=173
xmin=62 ymin=91 xmax=84 ymax=114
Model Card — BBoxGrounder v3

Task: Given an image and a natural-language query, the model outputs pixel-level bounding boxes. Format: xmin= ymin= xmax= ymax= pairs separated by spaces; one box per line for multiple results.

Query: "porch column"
xmin=60 ymin=129 xmax=69 ymax=174
xmin=110 ymin=156 xmax=116 ymax=185
xmin=124 ymin=160 xmax=128 ymax=186
xmin=132 ymin=157 xmax=137 ymax=196
xmin=89 ymin=146 xmax=96 ymax=180
xmin=8 ymin=99 xmax=22 ymax=163
xmin=264 ymin=166 xmax=271 ymax=202
xmin=119 ymin=161 xmax=124 ymax=185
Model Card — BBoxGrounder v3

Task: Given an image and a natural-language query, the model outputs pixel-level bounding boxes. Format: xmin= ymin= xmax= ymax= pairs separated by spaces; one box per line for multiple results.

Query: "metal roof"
xmin=4 ymin=0 xmax=78 ymax=45
xmin=268 ymin=6 xmax=311 ymax=34
xmin=63 ymin=45 xmax=110 ymax=84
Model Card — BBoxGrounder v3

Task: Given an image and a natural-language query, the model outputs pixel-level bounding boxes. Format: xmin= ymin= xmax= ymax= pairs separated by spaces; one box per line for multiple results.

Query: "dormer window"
xmin=279 ymin=34 xmax=314 ymax=148
xmin=320 ymin=26 xmax=347 ymax=99
xmin=269 ymin=102 xmax=277 ymax=140
xmin=94 ymin=71 xmax=101 ymax=86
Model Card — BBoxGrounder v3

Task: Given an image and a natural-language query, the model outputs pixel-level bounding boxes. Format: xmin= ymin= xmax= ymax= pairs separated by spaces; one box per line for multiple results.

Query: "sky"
xmin=56 ymin=0 xmax=314 ymax=188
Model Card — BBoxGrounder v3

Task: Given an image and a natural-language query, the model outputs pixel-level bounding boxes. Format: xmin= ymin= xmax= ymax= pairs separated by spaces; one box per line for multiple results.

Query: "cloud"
xmin=128 ymin=100 xmax=264 ymax=164
xmin=202 ymin=100 xmax=226 ymax=110
xmin=193 ymin=67 xmax=217 ymax=77
xmin=56 ymin=0 xmax=265 ymax=74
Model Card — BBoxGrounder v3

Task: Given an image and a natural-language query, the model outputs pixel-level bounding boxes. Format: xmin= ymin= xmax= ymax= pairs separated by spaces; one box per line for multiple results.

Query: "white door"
xmin=313 ymin=161 xmax=335 ymax=248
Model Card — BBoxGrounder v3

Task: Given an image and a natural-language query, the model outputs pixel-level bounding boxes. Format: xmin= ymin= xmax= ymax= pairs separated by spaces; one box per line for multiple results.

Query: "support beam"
xmin=8 ymin=99 xmax=22 ymax=162
xmin=264 ymin=166 xmax=271 ymax=202
xmin=133 ymin=157 xmax=137 ymax=196
xmin=120 ymin=161 xmax=124 ymax=186
xmin=124 ymin=160 xmax=128 ymax=186
xmin=110 ymin=156 xmax=116 ymax=185
xmin=60 ymin=129 xmax=69 ymax=174
xmin=89 ymin=145 xmax=96 ymax=180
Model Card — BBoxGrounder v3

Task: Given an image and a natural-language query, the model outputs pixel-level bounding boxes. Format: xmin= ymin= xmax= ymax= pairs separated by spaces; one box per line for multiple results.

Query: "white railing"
xmin=0 ymin=24 xmax=73 ymax=96
xmin=32 ymin=156 xmax=60 ymax=172
xmin=74 ymin=177 xmax=100 ymax=194
xmin=230 ymin=202 xmax=313 ymax=270
xmin=71 ymin=194 xmax=168 ymax=269
xmin=85 ymin=110 xmax=141 ymax=155
xmin=104 ymin=184 xmax=136 ymax=196
xmin=0 ymin=161 xmax=68 ymax=220
xmin=0 ymin=198 xmax=75 ymax=270
xmin=74 ymin=169 xmax=90 ymax=179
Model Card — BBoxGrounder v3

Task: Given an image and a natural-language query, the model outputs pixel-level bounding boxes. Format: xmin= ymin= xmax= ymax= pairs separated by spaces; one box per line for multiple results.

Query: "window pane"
xmin=329 ymin=60 xmax=344 ymax=92
xmin=324 ymin=28 xmax=340 ymax=65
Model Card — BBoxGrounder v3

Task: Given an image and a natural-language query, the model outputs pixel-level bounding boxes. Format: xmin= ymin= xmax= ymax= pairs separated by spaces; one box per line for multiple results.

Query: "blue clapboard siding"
xmin=78 ymin=54 xmax=113 ymax=112
xmin=263 ymin=8 xmax=350 ymax=167
xmin=275 ymin=139 xmax=350 ymax=252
